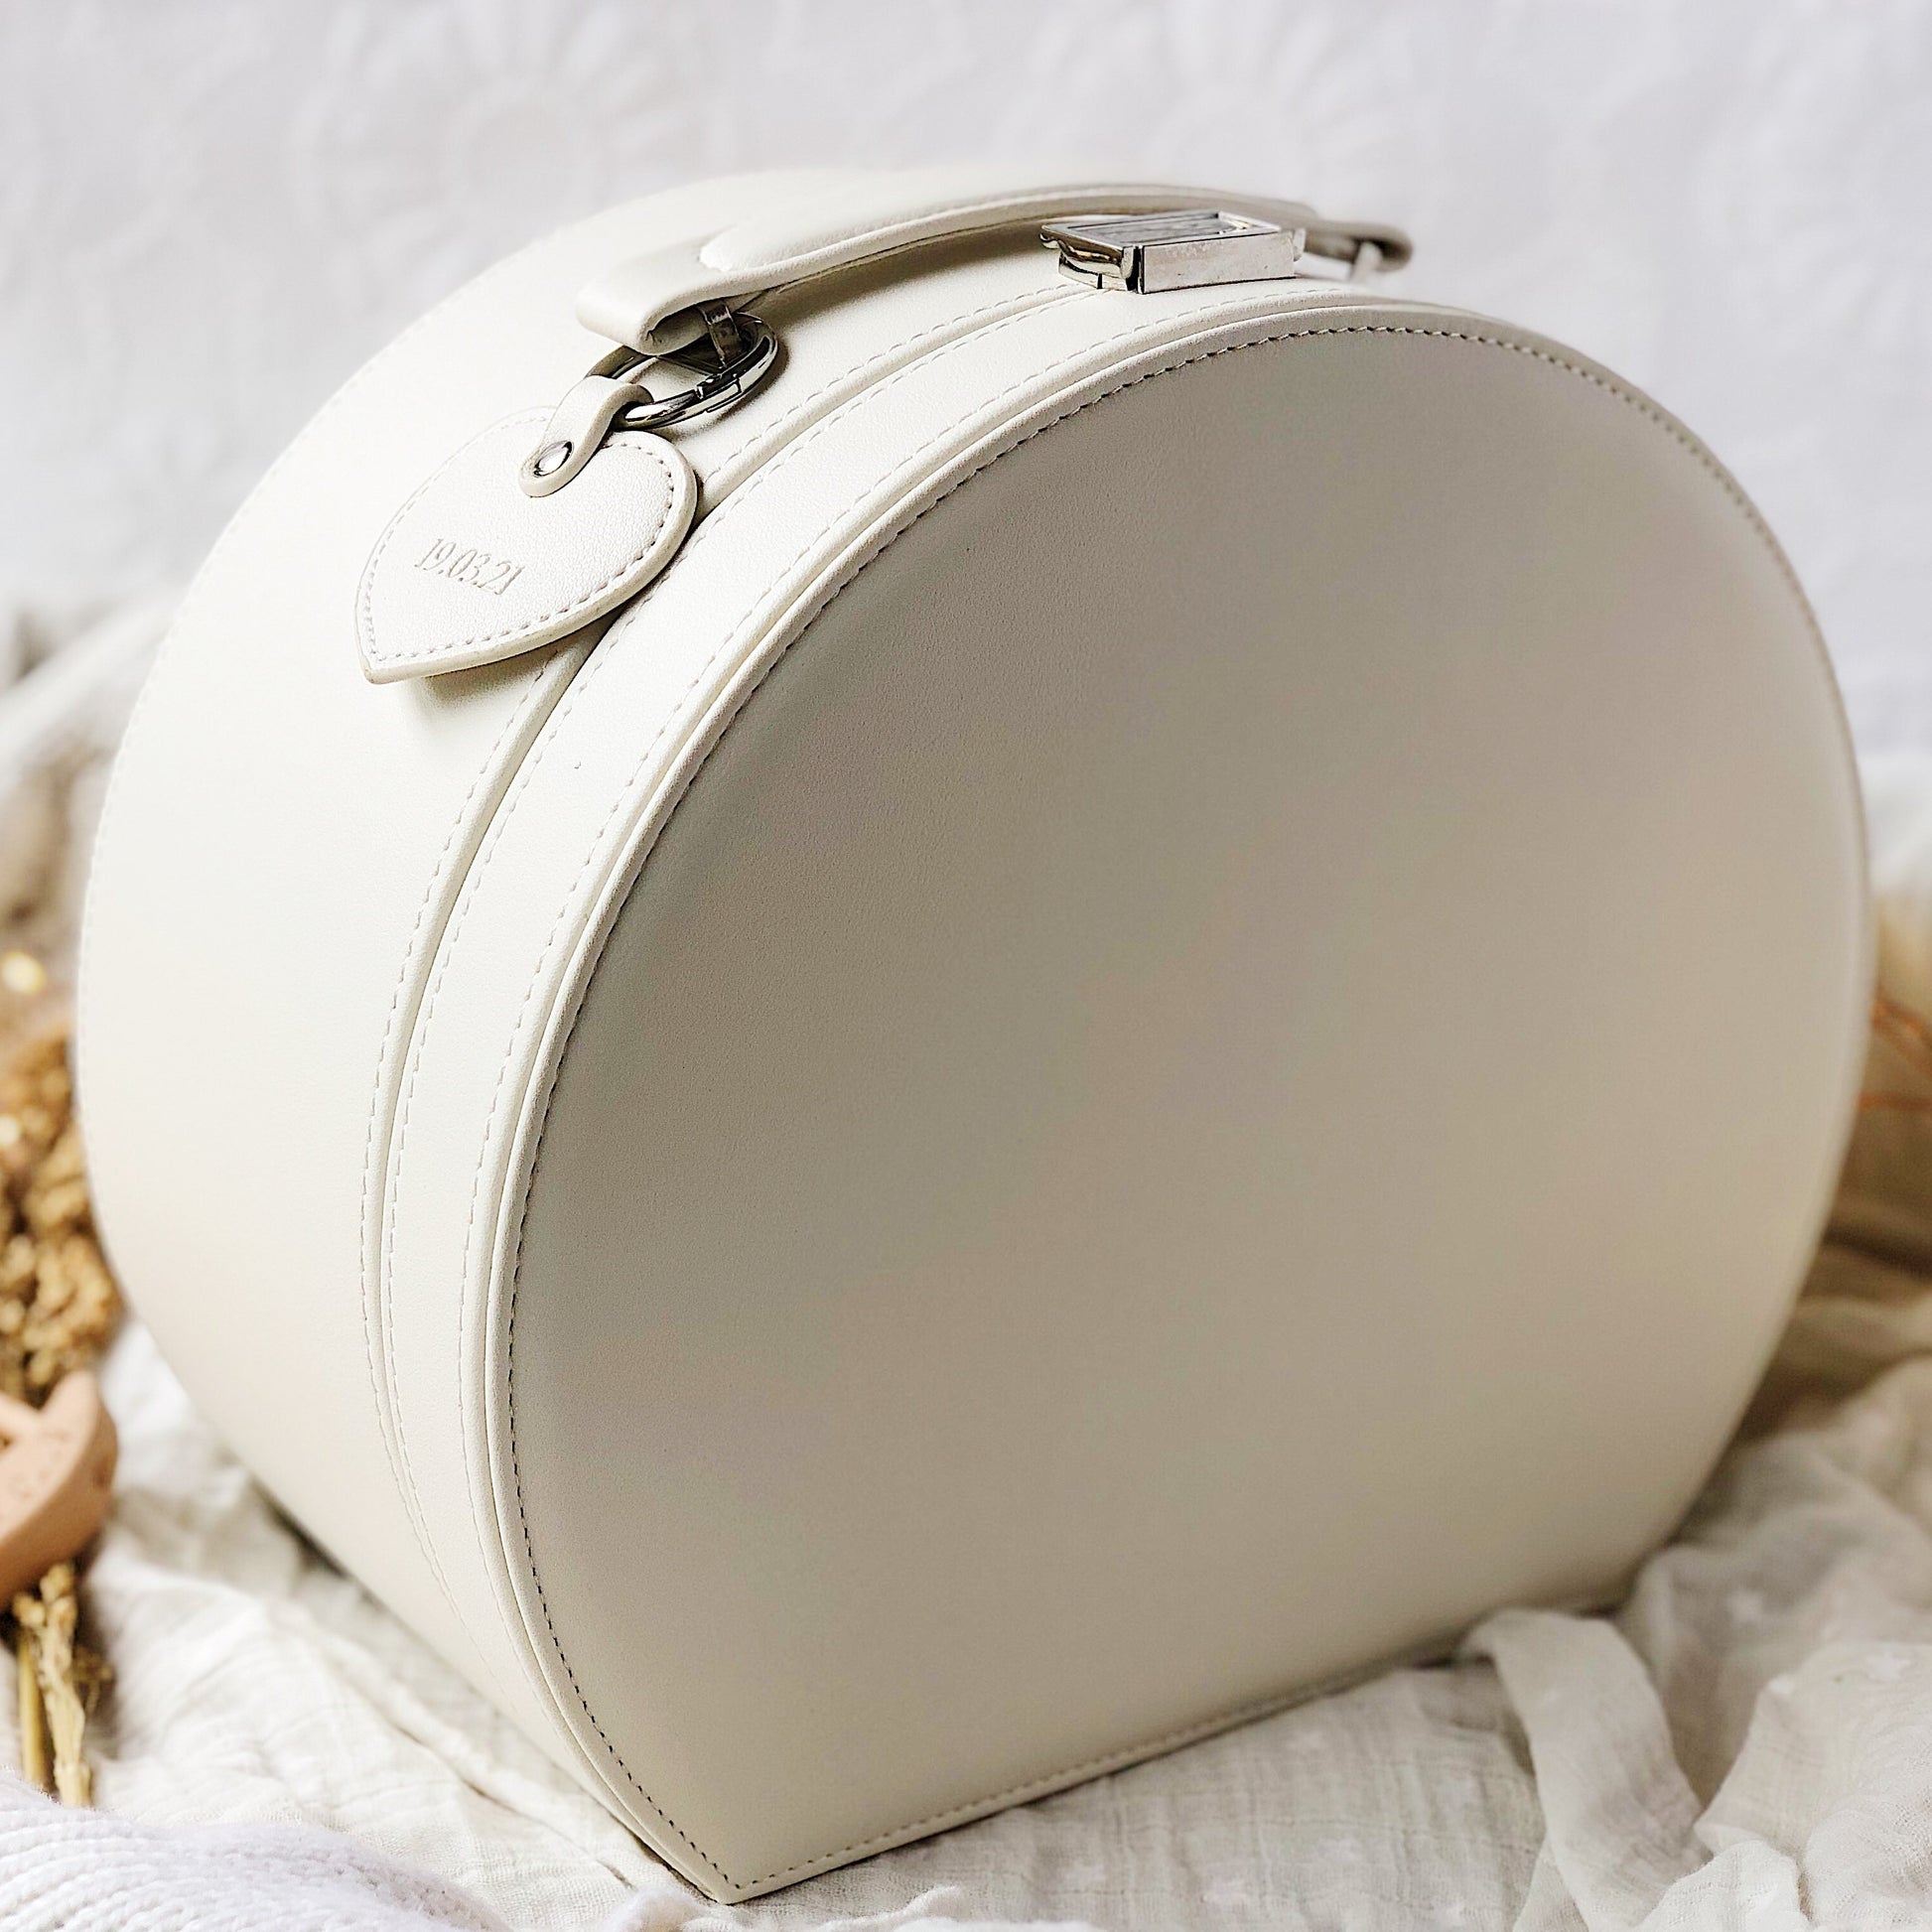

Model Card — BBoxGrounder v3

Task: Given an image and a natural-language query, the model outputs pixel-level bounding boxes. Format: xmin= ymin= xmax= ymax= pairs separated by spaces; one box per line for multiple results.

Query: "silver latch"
xmin=1042 ymin=208 xmax=1411 ymax=293
xmin=1043 ymin=209 xmax=1305 ymax=292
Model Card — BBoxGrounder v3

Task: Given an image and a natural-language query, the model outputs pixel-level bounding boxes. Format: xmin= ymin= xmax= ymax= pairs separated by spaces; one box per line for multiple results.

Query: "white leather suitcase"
xmin=77 ymin=166 xmax=1869 ymax=1899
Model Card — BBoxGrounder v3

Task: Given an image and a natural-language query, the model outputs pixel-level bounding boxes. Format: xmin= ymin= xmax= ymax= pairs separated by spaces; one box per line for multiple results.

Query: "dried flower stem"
xmin=14 ymin=1565 xmax=92 ymax=1805
xmin=15 ymin=1623 xmax=47 ymax=1792
xmin=0 ymin=999 xmax=122 ymax=1803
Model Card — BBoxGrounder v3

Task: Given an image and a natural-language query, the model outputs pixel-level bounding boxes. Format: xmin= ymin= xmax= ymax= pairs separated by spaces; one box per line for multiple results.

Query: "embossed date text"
xmin=413 ymin=538 xmax=525 ymax=596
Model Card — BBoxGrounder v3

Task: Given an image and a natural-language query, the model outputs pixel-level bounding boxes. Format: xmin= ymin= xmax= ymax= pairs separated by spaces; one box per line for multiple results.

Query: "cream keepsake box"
xmin=78 ymin=166 xmax=1868 ymax=1899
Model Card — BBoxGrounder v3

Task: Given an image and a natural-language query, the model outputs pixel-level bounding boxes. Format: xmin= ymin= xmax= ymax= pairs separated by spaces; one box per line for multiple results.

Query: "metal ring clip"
xmin=521 ymin=304 xmax=778 ymax=497
xmin=606 ymin=305 xmax=779 ymax=432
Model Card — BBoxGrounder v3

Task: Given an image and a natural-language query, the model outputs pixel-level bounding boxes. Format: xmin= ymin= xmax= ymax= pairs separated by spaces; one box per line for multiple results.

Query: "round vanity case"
xmin=78 ymin=166 xmax=1869 ymax=1900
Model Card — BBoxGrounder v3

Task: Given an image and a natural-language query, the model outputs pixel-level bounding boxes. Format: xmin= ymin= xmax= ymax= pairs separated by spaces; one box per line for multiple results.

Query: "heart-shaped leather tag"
xmin=356 ymin=411 xmax=697 ymax=683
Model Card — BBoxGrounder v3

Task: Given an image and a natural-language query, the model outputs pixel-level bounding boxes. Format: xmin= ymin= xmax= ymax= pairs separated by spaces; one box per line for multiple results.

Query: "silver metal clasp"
xmin=521 ymin=303 xmax=779 ymax=497
xmin=1042 ymin=209 xmax=1411 ymax=294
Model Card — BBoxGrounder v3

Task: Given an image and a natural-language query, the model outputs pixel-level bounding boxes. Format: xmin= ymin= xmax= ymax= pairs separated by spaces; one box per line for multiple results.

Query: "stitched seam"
xmin=481 ymin=317 xmax=1827 ymax=1890
xmin=714 ymin=285 xmax=1066 ymax=467
xmin=357 ymin=678 xmax=566 ymax=1605
xmin=652 ymin=287 xmax=1113 ymax=582
xmin=381 ymin=536 xmax=740 ymax=1890
xmin=358 ymin=434 xmax=684 ymax=668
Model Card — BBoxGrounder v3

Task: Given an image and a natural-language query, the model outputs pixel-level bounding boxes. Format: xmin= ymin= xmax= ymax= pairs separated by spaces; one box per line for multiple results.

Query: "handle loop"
xmin=576 ymin=166 xmax=1412 ymax=357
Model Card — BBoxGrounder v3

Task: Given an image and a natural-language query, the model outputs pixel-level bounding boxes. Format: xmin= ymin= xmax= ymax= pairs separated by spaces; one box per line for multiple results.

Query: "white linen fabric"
xmin=6 ymin=596 xmax=1932 ymax=1930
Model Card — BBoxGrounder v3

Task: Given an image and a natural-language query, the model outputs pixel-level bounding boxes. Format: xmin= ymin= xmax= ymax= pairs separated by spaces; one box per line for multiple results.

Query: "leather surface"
xmin=77 ymin=169 xmax=1869 ymax=1901
xmin=494 ymin=319 xmax=1867 ymax=1894
xmin=357 ymin=417 xmax=696 ymax=682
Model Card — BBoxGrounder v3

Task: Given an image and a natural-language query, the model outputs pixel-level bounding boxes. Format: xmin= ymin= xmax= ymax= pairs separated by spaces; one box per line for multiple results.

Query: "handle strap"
xmin=577 ymin=163 xmax=1411 ymax=355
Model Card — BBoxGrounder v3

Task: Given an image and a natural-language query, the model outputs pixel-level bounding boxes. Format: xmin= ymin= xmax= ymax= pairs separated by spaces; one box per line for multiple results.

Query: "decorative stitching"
xmin=357 ymin=424 xmax=688 ymax=670
xmin=357 ymin=669 xmax=572 ymax=1604
xmin=461 ymin=314 xmax=1830 ymax=1892
xmin=711 ymin=284 xmax=1067 ymax=474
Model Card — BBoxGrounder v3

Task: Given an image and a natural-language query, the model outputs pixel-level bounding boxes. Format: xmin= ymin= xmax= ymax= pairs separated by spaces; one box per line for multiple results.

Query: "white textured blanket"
xmin=4 ymin=599 xmax=1932 ymax=1932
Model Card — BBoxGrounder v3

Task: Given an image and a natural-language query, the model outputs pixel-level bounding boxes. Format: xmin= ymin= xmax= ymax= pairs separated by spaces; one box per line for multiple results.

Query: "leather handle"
xmin=576 ymin=164 xmax=1408 ymax=356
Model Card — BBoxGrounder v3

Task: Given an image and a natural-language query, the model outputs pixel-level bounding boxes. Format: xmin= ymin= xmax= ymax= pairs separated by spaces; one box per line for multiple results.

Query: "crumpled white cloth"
xmin=7 ymin=598 xmax=1932 ymax=1931
xmin=0 ymin=1780 xmax=1047 ymax=1932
